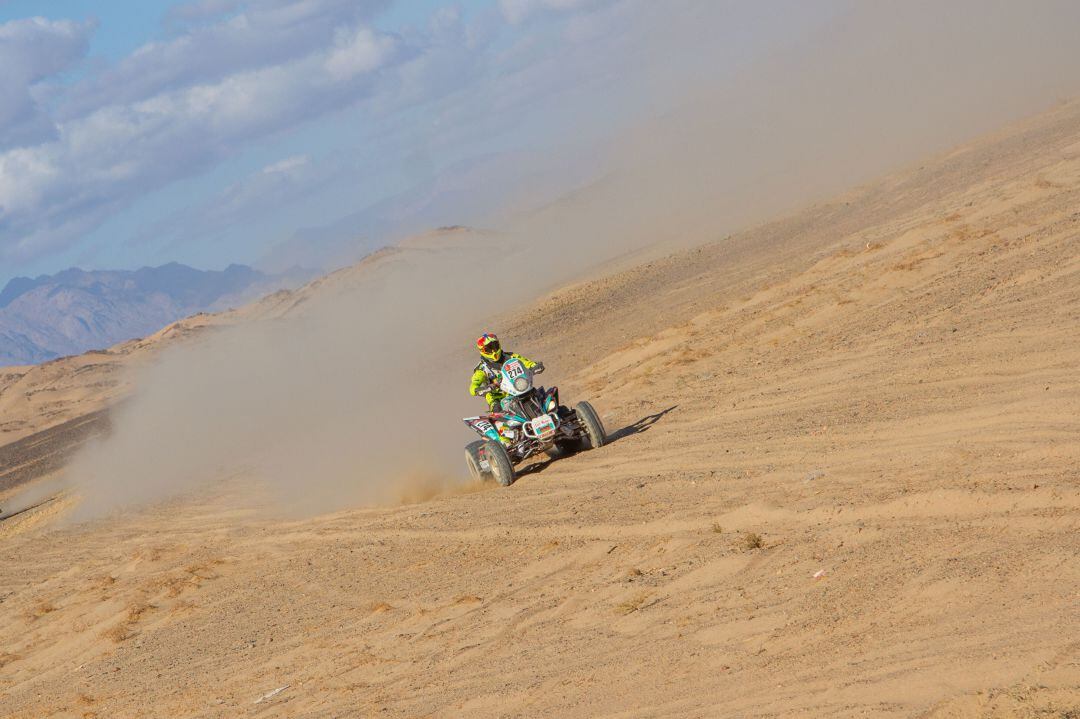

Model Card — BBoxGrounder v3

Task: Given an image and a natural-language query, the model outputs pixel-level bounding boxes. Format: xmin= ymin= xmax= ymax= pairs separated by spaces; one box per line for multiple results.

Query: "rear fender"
xmin=463 ymin=417 xmax=502 ymax=443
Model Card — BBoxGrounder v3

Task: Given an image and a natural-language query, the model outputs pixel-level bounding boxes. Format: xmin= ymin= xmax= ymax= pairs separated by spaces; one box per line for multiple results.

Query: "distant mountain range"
xmin=0 ymin=263 xmax=316 ymax=365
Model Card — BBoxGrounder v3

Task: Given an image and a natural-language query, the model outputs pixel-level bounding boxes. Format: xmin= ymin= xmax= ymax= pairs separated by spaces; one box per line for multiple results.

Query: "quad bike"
xmin=462 ymin=357 xmax=606 ymax=486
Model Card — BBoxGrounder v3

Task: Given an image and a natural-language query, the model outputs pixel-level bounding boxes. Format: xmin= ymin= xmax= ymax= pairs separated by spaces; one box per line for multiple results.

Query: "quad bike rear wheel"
xmin=575 ymin=401 xmax=606 ymax=450
xmin=465 ymin=440 xmax=486 ymax=482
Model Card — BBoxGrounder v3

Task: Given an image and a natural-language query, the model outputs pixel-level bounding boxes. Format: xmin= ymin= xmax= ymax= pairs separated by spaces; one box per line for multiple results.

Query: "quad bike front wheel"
xmin=575 ymin=401 xmax=606 ymax=450
xmin=465 ymin=439 xmax=516 ymax=486
xmin=483 ymin=440 xmax=516 ymax=486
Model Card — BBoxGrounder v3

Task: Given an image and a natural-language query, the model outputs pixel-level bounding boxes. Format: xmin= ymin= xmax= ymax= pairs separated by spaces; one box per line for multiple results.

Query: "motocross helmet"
xmin=477 ymin=333 xmax=502 ymax=362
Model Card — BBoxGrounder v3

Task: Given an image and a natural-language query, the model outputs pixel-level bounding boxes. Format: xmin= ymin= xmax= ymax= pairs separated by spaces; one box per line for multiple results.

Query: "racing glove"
xmin=484 ymin=391 xmax=504 ymax=412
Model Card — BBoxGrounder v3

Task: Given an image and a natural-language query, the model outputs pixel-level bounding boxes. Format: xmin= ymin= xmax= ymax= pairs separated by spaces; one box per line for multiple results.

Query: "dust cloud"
xmin=66 ymin=0 xmax=1080 ymax=519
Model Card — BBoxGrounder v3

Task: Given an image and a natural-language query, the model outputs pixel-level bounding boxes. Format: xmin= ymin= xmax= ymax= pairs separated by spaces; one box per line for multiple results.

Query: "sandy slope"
xmin=1 ymin=104 xmax=1079 ymax=717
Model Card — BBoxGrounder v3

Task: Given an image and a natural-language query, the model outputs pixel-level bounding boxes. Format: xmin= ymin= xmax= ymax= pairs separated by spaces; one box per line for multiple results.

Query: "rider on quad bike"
xmin=469 ymin=333 xmax=543 ymax=415
xmin=462 ymin=333 xmax=606 ymax=487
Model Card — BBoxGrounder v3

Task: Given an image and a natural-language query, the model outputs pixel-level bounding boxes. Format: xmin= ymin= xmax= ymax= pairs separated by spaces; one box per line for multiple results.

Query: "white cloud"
xmin=0 ymin=0 xmax=643 ymax=270
xmin=499 ymin=0 xmax=598 ymax=25
xmin=262 ymin=154 xmax=311 ymax=174
xmin=60 ymin=0 xmax=390 ymax=120
xmin=324 ymin=26 xmax=386 ymax=80
xmin=0 ymin=5 xmax=400 ymax=265
xmin=129 ymin=152 xmax=336 ymax=260
xmin=0 ymin=17 xmax=92 ymax=149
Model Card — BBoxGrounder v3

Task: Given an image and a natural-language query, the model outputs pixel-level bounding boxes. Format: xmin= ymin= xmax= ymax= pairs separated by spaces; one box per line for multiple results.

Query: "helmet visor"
xmin=482 ymin=340 xmax=501 ymax=356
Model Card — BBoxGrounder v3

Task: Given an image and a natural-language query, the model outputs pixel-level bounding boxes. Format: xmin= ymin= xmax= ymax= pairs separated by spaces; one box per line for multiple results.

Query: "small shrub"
xmin=742 ymin=532 xmax=764 ymax=550
xmin=102 ymin=623 xmax=132 ymax=643
xmin=616 ymin=593 xmax=649 ymax=615
xmin=126 ymin=601 xmax=153 ymax=623
xmin=24 ymin=599 xmax=56 ymax=621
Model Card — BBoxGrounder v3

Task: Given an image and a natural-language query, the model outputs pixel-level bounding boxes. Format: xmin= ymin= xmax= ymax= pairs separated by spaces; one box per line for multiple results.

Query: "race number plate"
xmin=504 ymin=360 xmax=525 ymax=379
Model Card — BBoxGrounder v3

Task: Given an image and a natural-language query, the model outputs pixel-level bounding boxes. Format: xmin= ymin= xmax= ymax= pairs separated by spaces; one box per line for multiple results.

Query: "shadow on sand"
xmin=606 ymin=405 xmax=678 ymax=443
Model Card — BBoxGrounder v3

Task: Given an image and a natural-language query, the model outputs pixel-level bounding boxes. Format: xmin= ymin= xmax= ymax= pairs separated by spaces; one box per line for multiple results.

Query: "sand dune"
xmin=1 ymin=103 xmax=1079 ymax=716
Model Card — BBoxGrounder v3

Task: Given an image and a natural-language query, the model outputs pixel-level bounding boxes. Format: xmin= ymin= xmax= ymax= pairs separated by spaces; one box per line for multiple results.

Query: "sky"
xmin=2 ymin=0 xmax=1079 ymax=289
xmin=0 ymin=0 xmax=811 ymax=285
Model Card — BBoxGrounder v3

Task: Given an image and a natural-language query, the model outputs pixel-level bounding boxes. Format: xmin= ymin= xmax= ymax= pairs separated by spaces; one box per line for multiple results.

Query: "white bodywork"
xmin=498 ymin=358 xmax=558 ymax=442
xmin=498 ymin=357 xmax=534 ymax=397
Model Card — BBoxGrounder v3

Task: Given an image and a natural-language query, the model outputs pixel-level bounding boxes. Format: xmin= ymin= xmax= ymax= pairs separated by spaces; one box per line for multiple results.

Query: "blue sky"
xmin=0 ymin=0 xmax=856 ymax=286
xmin=7 ymin=0 xmax=765 ymax=285
xmin=5 ymin=1 xmax=1077 ymax=288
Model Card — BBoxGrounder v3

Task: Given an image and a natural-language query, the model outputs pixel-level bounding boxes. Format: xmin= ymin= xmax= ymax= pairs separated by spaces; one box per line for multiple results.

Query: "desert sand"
xmin=1 ymin=102 xmax=1078 ymax=717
